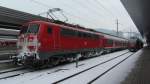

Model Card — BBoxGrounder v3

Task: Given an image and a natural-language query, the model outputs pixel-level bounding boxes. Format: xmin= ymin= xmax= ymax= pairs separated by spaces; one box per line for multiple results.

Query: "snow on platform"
xmin=60 ymin=52 xmax=132 ymax=84
xmin=92 ymin=49 xmax=142 ymax=84
xmin=122 ymin=47 xmax=150 ymax=84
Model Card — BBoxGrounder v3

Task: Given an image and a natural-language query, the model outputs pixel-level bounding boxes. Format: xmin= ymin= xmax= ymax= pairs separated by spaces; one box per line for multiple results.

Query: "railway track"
xmin=88 ymin=53 xmax=134 ymax=84
xmin=52 ymin=51 xmax=134 ymax=84
xmin=0 ymin=67 xmax=25 ymax=74
xmin=0 ymin=67 xmax=33 ymax=80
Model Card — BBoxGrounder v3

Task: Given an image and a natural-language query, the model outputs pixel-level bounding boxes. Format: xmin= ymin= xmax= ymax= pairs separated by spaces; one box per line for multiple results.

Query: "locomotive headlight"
xmin=27 ymin=46 xmax=36 ymax=51
xmin=38 ymin=42 xmax=41 ymax=47
xmin=28 ymin=39 xmax=33 ymax=42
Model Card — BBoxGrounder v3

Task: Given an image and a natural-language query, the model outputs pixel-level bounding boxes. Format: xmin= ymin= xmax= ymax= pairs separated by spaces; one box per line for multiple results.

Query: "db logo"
xmin=84 ymin=41 xmax=87 ymax=45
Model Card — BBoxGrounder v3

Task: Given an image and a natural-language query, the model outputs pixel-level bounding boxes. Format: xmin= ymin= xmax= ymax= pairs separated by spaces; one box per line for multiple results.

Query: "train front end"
xmin=13 ymin=23 xmax=41 ymax=66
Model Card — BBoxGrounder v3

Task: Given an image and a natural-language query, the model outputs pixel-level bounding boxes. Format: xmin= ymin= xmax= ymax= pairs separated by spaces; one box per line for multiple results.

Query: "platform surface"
xmin=122 ymin=47 xmax=150 ymax=84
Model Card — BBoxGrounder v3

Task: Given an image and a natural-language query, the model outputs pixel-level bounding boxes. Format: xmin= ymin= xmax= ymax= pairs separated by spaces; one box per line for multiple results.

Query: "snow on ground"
xmin=92 ymin=50 xmax=142 ymax=84
xmin=0 ymin=69 xmax=29 ymax=79
xmin=60 ymin=52 xmax=132 ymax=84
xmin=0 ymin=50 xmax=130 ymax=84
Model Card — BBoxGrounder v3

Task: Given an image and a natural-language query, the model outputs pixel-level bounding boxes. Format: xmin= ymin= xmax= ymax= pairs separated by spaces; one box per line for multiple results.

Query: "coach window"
xmin=107 ymin=40 xmax=113 ymax=45
xmin=47 ymin=27 xmax=52 ymax=34
xmin=87 ymin=33 xmax=91 ymax=38
xmin=92 ymin=34 xmax=99 ymax=39
xmin=78 ymin=31 xmax=81 ymax=37
xmin=95 ymin=35 xmax=99 ymax=39
xmin=83 ymin=33 xmax=87 ymax=38
xmin=61 ymin=28 xmax=68 ymax=36
xmin=61 ymin=28 xmax=76 ymax=37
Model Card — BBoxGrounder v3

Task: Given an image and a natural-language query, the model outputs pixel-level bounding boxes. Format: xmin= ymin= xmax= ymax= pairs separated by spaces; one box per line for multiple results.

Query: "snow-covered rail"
xmin=0 ymin=67 xmax=30 ymax=80
xmin=88 ymin=53 xmax=134 ymax=84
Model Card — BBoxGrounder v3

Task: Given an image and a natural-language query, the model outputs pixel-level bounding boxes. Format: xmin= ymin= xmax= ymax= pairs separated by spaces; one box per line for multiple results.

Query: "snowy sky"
xmin=0 ymin=0 xmax=139 ymax=33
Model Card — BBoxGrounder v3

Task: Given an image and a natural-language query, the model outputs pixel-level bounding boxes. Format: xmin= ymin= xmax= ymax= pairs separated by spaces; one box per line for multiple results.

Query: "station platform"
xmin=122 ymin=47 xmax=150 ymax=84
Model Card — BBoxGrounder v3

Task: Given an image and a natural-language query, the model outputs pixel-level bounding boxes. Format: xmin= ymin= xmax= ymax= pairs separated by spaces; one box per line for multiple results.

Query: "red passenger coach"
xmin=14 ymin=20 xmax=132 ymax=67
xmin=103 ymin=34 xmax=128 ymax=52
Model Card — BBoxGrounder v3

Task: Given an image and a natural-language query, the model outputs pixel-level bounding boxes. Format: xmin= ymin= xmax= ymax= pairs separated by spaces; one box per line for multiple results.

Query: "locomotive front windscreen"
xmin=20 ymin=24 xmax=39 ymax=34
xmin=20 ymin=25 xmax=28 ymax=34
xmin=27 ymin=24 xmax=40 ymax=34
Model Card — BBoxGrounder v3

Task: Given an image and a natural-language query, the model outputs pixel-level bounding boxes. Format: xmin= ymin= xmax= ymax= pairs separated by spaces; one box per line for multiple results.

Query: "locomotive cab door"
xmin=46 ymin=25 xmax=60 ymax=50
xmin=46 ymin=25 xmax=60 ymax=51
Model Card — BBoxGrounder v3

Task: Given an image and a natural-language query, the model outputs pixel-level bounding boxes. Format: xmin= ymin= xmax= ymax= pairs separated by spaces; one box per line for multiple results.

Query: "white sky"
xmin=0 ymin=0 xmax=139 ymax=33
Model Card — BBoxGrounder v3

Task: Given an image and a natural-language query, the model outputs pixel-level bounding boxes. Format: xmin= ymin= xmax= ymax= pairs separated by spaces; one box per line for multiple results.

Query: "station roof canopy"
xmin=121 ymin=0 xmax=150 ymax=44
xmin=0 ymin=6 xmax=48 ymax=30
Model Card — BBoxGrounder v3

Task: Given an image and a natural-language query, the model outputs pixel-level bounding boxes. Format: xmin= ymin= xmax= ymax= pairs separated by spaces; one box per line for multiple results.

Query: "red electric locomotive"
xmin=15 ymin=21 xmax=105 ymax=67
xmin=14 ymin=20 xmax=130 ymax=67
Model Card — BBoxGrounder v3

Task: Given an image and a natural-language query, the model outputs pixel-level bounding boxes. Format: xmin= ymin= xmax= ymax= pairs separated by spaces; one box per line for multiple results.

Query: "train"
xmin=128 ymin=37 xmax=143 ymax=52
xmin=0 ymin=38 xmax=17 ymax=51
xmin=12 ymin=20 xmax=142 ymax=68
xmin=0 ymin=28 xmax=19 ymax=51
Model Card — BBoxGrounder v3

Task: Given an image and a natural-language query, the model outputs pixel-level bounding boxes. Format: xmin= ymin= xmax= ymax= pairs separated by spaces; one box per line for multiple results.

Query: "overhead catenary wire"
xmin=85 ymin=0 xmax=112 ymax=17
xmin=94 ymin=0 xmax=117 ymax=18
xmin=57 ymin=0 xmax=117 ymax=28
xmin=54 ymin=0 xmax=107 ymax=23
xmin=29 ymin=0 xmax=67 ymax=21
xmin=70 ymin=0 xmax=108 ymax=18
xmin=92 ymin=0 xmax=122 ymax=35
xmin=63 ymin=11 xmax=103 ymax=27
xmin=107 ymin=0 xmax=123 ymax=18
xmin=54 ymin=0 xmax=112 ymax=24
xmin=61 ymin=0 xmax=114 ymax=26
xmin=28 ymin=0 xmax=115 ymax=29
xmin=29 ymin=0 xmax=52 ymax=8
xmin=28 ymin=0 xmax=119 ymax=22
xmin=30 ymin=0 xmax=106 ymax=20
xmin=28 ymin=0 xmax=105 ymax=27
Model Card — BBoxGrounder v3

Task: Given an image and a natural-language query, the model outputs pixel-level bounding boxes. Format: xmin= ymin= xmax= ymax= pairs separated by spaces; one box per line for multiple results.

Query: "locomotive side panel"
xmin=59 ymin=27 xmax=101 ymax=53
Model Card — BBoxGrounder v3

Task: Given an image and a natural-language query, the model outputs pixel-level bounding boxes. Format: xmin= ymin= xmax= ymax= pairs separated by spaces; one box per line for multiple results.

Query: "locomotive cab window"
xmin=107 ymin=39 xmax=113 ymax=45
xmin=20 ymin=25 xmax=28 ymax=34
xmin=27 ymin=24 xmax=39 ymax=34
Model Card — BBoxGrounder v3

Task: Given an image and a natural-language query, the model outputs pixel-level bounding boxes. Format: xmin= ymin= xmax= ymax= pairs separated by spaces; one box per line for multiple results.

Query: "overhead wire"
xmin=28 ymin=0 xmax=105 ymax=27
xmin=94 ymin=0 xmax=117 ymax=18
xmin=28 ymin=0 xmax=115 ymax=28
xmin=29 ymin=0 xmax=52 ymax=8
xmin=63 ymin=11 xmax=103 ymax=26
xmin=84 ymin=0 xmax=117 ymax=27
xmin=93 ymin=0 xmax=119 ymax=30
xmin=54 ymin=0 xmax=107 ymax=24
xmin=69 ymin=0 xmax=108 ymax=18
xmin=68 ymin=0 xmax=115 ymax=25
